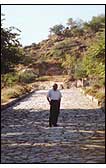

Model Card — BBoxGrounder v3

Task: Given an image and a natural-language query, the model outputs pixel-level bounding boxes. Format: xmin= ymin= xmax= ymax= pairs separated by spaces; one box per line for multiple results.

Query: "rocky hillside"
xmin=23 ymin=34 xmax=88 ymax=76
xmin=1 ymin=14 xmax=105 ymax=107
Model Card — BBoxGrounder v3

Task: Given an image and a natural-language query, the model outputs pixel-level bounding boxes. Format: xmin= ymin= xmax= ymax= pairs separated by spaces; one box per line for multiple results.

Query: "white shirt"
xmin=47 ymin=89 xmax=62 ymax=100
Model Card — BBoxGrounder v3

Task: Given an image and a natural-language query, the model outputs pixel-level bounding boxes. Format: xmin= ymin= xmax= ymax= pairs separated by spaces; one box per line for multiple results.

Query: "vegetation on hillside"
xmin=1 ymin=13 xmax=105 ymax=107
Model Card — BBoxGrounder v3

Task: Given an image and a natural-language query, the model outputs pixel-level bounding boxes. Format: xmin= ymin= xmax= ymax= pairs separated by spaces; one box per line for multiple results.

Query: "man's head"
xmin=53 ymin=83 xmax=58 ymax=91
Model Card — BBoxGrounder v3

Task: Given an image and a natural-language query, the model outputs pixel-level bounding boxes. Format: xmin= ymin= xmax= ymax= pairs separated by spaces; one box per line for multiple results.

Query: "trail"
xmin=1 ymin=88 xmax=105 ymax=163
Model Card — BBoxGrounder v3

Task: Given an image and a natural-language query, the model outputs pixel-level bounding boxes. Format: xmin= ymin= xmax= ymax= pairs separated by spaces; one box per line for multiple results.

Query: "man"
xmin=47 ymin=83 xmax=62 ymax=127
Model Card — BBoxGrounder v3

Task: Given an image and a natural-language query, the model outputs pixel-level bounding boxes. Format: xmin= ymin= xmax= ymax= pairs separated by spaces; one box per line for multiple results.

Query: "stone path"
xmin=1 ymin=88 xmax=105 ymax=163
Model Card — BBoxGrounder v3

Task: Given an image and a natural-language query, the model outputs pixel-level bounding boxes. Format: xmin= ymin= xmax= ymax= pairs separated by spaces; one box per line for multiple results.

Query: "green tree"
xmin=67 ymin=18 xmax=76 ymax=28
xmin=1 ymin=15 xmax=24 ymax=73
xmin=75 ymin=61 xmax=87 ymax=79
xmin=62 ymin=54 xmax=76 ymax=75
xmin=50 ymin=24 xmax=64 ymax=35
xmin=89 ymin=14 xmax=105 ymax=33
xmin=83 ymin=14 xmax=105 ymax=34
xmin=82 ymin=29 xmax=105 ymax=86
xmin=66 ymin=18 xmax=84 ymax=37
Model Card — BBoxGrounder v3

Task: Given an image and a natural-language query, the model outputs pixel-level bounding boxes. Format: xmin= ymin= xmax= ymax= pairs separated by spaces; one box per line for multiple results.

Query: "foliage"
xmin=22 ymin=55 xmax=33 ymax=66
xmin=19 ymin=71 xmax=36 ymax=83
xmin=82 ymin=28 xmax=105 ymax=85
xmin=66 ymin=18 xmax=84 ymax=37
xmin=89 ymin=14 xmax=105 ymax=33
xmin=50 ymin=24 xmax=64 ymax=35
xmin=84 ymin=87 xmax=97 ymax=96
xmin=62 ymin=54 xmax=76 ymax=75
xmin=67 ymin=18 xmax=77 ymax=28
xmin=1 ymin=15 xmax=24 ymax=74
xmin=1 ymin=13 xmax=105 ymax=103
xmin=1 ymin=85 xmax=32 ymax=103
xmin=84 ymin=85 xmax=105 ymax=105
xmin=1 ymin=73 xmax=19 ymax=88
xmin=75 ymin=61 xmax=87 ymax=79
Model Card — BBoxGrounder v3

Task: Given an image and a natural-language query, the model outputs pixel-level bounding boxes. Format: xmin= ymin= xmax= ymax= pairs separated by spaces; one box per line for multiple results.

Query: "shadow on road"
xmin=1 ymin=106 xmax=105 ymax=163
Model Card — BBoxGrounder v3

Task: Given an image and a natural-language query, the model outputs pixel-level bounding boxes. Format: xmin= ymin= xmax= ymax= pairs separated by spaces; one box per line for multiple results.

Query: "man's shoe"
xmin=49 ymin=124 xmax=52 ymax=127
xmin=53 ymin=124 xmax=58 ymax=127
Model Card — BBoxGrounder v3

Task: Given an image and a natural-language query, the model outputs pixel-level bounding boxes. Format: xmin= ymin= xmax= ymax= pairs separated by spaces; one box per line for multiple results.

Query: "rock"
xmin=1 ymin=88 xmax=105 ymax=163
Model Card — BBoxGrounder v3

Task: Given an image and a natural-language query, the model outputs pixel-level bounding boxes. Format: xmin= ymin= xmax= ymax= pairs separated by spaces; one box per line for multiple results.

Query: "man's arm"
xmin=47 ymin=96 xmax=51 ymax=104
xmin=59 ymin=91 xmax=62 ymax=102
xmin=58 ymin=98 xmax=61 ymax=103
xmin=58 ymin=91 xmax=62 ymax=105
xmin=47 ymin=91 xmax=51 ymax=104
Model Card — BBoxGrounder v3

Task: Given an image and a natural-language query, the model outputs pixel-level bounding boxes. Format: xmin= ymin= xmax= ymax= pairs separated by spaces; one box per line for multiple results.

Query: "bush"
xmin=1 ymin=73 xmax=19 ymax=87
xmin=22 ymin=56 xmax=33 ymax=65
xmin=92 ymin=84 xmax=101 ymax=90
xmin=98 ymin=78 xmax=105 ymax=87
xmin=84 ymin=88 xmax=92 ymax=94
xmin=84 ymin=86 xmax=105 ymax=106
xmin=7 ymin=89 xmax=20 ymax=98
xmin=1 ymin=85 xmax=32 ymax=103
xmin=19 ymin=71 xmax=36 ymax=83
xmin=95 ymin=92 xmax=105 ymax=101
xmin=84 ymin=88 xmax=97 ymax=96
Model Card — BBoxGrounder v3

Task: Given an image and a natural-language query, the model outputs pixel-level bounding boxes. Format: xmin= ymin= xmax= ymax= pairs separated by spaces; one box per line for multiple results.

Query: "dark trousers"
xmin=49 ymin=100 xmax=60 ymax=126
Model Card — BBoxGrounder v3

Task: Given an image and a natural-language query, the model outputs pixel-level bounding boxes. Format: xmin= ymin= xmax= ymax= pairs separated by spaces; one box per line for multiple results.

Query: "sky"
xmin=1 ymin=5 xmax=105 ymax=46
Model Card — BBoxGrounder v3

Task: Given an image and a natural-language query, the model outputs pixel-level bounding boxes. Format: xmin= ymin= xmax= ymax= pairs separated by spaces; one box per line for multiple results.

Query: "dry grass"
xmin=1 ymin=84 xmax=32 ymax=104
xmin=37 ymin=75 xmax=68 ymax=82
xmin=1 ymin=75 xmax=68 ymax=104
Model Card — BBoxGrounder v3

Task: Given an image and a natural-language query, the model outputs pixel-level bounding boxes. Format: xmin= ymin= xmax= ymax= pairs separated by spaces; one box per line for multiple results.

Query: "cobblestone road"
xmin=1 ymin=88 xmax=105 ymax=163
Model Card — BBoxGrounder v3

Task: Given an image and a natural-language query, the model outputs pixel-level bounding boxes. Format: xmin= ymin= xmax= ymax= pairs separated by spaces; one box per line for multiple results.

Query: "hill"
xmin=1 ymin=14 xmax=105 ymax=107
xmin=23 ymin=33 xmax=88 ymax=76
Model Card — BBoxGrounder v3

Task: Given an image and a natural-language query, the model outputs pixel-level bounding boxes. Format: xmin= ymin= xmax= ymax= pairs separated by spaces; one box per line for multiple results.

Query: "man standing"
xmin=47 ymin=83 xmax=62 ymax=127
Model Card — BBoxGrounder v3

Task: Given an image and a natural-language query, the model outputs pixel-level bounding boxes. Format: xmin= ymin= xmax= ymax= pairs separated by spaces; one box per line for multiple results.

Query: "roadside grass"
xmin=36 ymin=75 xmax=68 ymax=82
xmin=1 ymin=84 xmax=32 ymax=104
xmin=83 ymin=85 xmax=105 ymax=110
xmin=84 ymin=87 xmax=105 ymax=100
xmin=1 ymin=75 xmax=67 ymax=104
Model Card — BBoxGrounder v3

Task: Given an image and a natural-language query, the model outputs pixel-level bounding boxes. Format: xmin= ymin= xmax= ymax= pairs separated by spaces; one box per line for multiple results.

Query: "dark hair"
xmin=53 ymin=83 xmax=58 ymax=87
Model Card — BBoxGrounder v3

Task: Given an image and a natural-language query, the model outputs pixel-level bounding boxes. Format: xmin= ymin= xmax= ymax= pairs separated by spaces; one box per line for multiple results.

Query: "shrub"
xmin=1 ymin=73 xmax=19 ymax=87
xmin=84 ymin=88 xmax=97 ymax=96
xmin=98 ymin=78 xmax=105 ymax=87
xmin=19 ymin=71 xmax=36 ymax=83
xmin=7 ymin=89 xmax=20 ymax=98
xmin=1 ymin=85 xmax=32 ymax=103
xmin=84 ymin=88 xmax=92 ymax=94
xmin=92 ymin=84 xmax=101 ymax=90
xmin=84 ymin=86 xmax=105 ymax=105
xmin=95 ymin=92 xmax=105 ymax=101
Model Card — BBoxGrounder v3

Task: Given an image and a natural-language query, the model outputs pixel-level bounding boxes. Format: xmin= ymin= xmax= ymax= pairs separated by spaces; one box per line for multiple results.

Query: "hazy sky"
xmin=1 ymin=5 xmax=105 ymax=46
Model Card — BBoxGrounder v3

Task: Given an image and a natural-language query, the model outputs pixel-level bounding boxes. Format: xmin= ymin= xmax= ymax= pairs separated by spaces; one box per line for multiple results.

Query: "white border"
xmin=0 ymin=164 xmax=106 ymax=168
xmin=0 ymin=0 xmax=106 ymax=4
xmin=1 ymin=1 xmax=105 ymax=167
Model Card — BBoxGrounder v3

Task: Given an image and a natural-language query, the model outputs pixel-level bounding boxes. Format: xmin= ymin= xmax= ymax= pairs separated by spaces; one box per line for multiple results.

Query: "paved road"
xmin=1 ymin=88 xmax=105 ymax=163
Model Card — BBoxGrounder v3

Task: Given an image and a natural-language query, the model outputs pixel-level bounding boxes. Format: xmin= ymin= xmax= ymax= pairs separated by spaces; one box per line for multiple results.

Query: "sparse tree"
xmin=50 ymin=24 xmax=64 ymax=35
